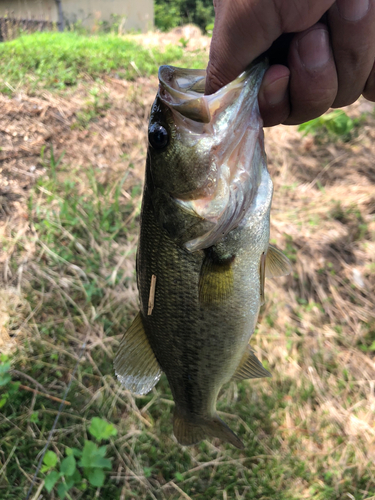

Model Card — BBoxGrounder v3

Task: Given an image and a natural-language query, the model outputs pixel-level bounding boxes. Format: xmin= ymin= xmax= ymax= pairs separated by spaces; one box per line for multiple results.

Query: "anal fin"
xmin=266 ymin=244 xmax=292 ymax=278
xmin=114 ymin=312 xmax=162 ymax=395
xmin=232 ymin=345 xmax=271 ymax=381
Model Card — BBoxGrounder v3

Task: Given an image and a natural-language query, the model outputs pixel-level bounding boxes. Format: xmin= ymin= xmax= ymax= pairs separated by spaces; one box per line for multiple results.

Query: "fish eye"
xmin=148 ymin=123 xmax=169 ymax=150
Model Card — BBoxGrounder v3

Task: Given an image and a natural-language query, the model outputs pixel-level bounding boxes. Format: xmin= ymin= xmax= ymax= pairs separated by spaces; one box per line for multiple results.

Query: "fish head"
xmin=148 ymin=61 xmax=268 ymax=251
xmin=148 ymin=85 xmax=213 ymax=201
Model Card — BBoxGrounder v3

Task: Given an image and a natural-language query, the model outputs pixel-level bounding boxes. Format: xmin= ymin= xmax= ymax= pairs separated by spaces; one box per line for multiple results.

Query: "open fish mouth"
xmin=157 ymin=62 xmax=268 ymax=252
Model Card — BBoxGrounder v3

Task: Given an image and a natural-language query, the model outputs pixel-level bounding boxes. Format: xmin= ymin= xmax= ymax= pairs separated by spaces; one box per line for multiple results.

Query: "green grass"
xmin=0 ymin=32 xmax=207 ymax=94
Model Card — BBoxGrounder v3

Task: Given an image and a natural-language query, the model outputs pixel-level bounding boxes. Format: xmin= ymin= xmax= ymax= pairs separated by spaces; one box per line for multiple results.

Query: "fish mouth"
xmin=158 ymin=62 xmax=268 ymax=252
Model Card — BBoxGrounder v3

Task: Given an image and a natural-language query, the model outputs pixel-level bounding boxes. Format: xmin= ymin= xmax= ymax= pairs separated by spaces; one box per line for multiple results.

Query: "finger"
xmin=363 ymin=60 xmax=375 ymax=100
xmin=258 ymin=65 xmax=291 ymax=127
xmin=327 ymin=0 xmax=375 ymax=108
xmin=205 ymin=0 xmax=336 ymax=95
xmin=283 ymin=24 xmax=338 ymax=125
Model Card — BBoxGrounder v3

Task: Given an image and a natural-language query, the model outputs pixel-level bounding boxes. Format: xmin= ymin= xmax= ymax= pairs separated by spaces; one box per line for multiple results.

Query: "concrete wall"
xmin=0 ymin=0 xmax=57 ymax=21
xmin=0 ymin=0 xmax=153 ymax=32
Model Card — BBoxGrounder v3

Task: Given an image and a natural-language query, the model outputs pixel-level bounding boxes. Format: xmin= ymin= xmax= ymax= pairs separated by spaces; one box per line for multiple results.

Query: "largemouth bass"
xmin=114 ymin=62 xmax=291 ymax=449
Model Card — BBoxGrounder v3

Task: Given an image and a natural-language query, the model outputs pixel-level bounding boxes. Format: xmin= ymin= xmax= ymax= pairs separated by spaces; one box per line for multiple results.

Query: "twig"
xmin=0 ymin=445 xmax=17 ymax=477
xmin=168 ymin=482 xmax=193 ymax=500
xmin=30 ymin=480 xmax=45 ymax=500
xmin=19 ymin=384 xmax=71 ymax=406
xmin=10 ymin=370 xmax=48 ymax=392
xmin=148 ymin=275 xmax=156 ymax=315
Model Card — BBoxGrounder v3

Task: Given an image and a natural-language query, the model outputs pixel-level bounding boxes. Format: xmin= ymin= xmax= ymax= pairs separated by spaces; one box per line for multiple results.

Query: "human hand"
xmin=205 ymin=0 xmax=375 ymax=126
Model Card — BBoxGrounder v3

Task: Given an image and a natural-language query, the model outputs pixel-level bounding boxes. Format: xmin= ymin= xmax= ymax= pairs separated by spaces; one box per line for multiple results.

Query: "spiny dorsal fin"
xmin=114 ymin=312 xmax=162 ymax=395
xmin=266 ymin=244 xmax=292 ymax=278
xmin=232 ymin=345 xmax=271 ymax=381
xmin=199 ymin=249 xmax=235 ymax=305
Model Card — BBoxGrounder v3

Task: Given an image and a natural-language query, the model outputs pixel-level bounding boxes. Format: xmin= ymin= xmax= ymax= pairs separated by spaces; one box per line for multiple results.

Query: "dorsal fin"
xmin=231 ymin=345 xmax=271 ymax=381
xmin=266 ymin=244 xmax=292 ymax=278
xmin=114 ymin=312 xmax=162 ymax=395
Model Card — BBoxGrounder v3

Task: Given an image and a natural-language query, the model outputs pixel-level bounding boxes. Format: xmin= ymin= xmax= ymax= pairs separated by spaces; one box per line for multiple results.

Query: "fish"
xmin=114 ymin=61 xmax=291 ymax=449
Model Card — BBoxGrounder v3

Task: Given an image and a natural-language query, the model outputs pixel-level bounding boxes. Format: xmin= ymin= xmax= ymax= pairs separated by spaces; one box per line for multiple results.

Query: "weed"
xmin=178 ymin=36 xmax=189 ymax=48
xmin=329 ymin=201 xmax=368 ymax=241
xmin=42 ymin=418 xmax=116 ymax=498
xmin=205 ymin=22 xmax=214 ymax=37
xmin=72 ymin=87 xmax=111 ymax=129
xmin=40 ymin=144 xmax=66 ymax=183
xmin=298 ymin=110 xmax=364 ymax=142
xmin=0 ymin=355 xmax=20 ymax=408
xmin=284 ymin=234 xmax=298 ymax=263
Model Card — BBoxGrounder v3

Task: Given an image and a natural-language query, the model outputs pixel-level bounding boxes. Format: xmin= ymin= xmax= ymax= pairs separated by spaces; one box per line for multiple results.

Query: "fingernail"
xmin=337 ymin=0 xmax=369 ymax=21
xmin=263 ymin=76 xmax=289 ymax=106
xmin=298 ymin=29 xmax=330 ymax=70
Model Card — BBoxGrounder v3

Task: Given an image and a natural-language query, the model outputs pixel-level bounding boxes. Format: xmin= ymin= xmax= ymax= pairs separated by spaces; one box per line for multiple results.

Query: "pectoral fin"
xmin=199 ymin=249 xmax=234 ymax=305
xmin=266 ymin=244 xmax=292 ymax=278
xmin=232 ymin=345 xmax=271 ymax=381
xmin=114 ymin=312 xmax=162 ymax=395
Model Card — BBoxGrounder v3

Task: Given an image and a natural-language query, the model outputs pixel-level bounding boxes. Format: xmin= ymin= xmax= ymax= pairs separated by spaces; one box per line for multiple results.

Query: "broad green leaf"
xmin=144 ymin=467 xmax=152 ymax=478
xmin=0 ymin=362 xmax=11 ymax=374
xmin=44 ymin=471 xmax=61 ymax=493
xmin=0 ymin=394 xmax=9 ymax=408
xmin=65 ymin=477 xmax=75 ymax=490
xmin=57 ymin=482 xmax=68 ymax=499
xmin=60 ymin=455 xmax=76 ymax=476
xmin=80 ymin=441 xmax=111 ymax=469
xmin=87 ymin=468 xmax=105 ymax=487
xmin=8 ymin=381 xmax=20 ymax=394
xmin=88 ymin=417 xmax=117 ymax=441
xmin=43 ymin=451 xmax=58 ymax=469
xmin=69 ymin=447 xmax=82 ymax=458
xmin=175 ymin=472 xmax=184 ymax=481
xmin=0 ymin=373 xmax=11 ymax=386
xmin=72 ymin=469 xmax=82 ymax=483
xmin=29 ymin=412 xmax=39 ymax=423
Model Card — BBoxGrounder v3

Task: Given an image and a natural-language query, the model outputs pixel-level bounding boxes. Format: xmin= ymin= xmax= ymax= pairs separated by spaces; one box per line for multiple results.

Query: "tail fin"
xmin=173 ymin=407 xmax=244 ymax=449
